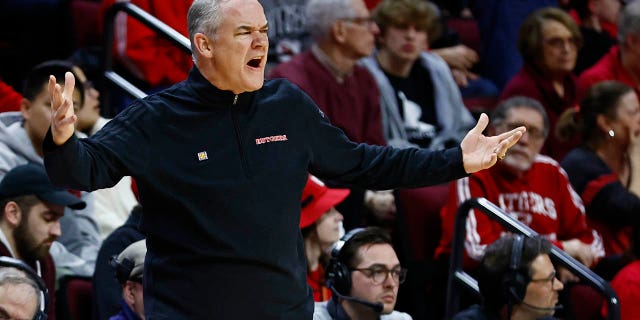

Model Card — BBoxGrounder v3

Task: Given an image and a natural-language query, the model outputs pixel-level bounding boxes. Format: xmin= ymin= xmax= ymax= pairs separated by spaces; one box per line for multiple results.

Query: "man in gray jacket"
xmin=361 ymin=0 xmax=474 ymax=151
xmin=0 ymin=61 xmax=100 ymax=278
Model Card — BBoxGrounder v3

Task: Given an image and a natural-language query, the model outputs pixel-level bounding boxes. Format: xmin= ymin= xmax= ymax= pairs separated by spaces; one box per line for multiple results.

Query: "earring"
xmin=609 ymin=129 xmax=615 ymax=138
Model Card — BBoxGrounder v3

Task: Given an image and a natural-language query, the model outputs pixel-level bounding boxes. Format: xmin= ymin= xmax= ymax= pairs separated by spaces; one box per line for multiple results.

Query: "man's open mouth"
xmin=247 ymin=57 xmax=263 ymax=68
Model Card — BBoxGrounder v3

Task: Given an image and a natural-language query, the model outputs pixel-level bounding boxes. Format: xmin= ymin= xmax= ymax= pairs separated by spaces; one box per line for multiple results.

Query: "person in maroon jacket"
xmin=0 ymin=163 xmax=85 ymax=320
xmin=501 ymin=7 xmax=583 ymax=161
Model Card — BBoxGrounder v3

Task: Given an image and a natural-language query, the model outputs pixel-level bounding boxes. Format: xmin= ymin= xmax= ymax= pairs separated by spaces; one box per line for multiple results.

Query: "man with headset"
xmin=454 ymin=234 xmax=564 ymax=320
xmin=316 ymin=227 xmax=412 ymax=319
xmin=0 ymin=164 xmax=86 ymax=320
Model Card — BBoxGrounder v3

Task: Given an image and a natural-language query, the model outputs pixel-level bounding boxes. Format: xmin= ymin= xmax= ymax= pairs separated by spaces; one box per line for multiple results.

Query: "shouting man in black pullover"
xmin=45 ymin=0 xmax=524 ymax=318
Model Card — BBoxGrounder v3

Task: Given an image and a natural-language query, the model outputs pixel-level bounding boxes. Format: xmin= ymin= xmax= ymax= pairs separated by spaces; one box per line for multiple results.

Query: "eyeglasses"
xmin=340 ymin=16 xmax=376 ymax=28
xmin=530 ymin=270 xmax=556 ymax=287
xmin=544 ymin=36 xmax=580 ymax=50
xmin=352 ymin=266 xmax=407 ymax=284
xmin=499 ymin=122 xmax=546 ymax=141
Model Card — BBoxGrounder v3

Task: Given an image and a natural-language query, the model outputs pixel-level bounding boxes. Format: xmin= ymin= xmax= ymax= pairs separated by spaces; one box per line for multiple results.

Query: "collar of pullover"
xmin=187 ymin=67 xmax=256 ymax=108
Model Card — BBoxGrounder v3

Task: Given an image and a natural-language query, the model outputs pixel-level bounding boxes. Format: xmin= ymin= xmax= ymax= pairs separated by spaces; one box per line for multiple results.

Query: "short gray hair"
xmin=305 ymin=0 xmax=357 ymax=41
xmin=0 ymin=267 xmax=41 ymax=313
xmin=188 ymin=0 xmax=226 ymax=61
xmin=492 ymin=96 xmax=550 ymax=137
xmin=619 ymin=0 xmax=640 ymax=44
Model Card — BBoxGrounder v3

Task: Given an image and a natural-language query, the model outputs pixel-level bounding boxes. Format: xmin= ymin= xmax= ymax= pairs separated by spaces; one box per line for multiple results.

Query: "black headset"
xmin=110 ymin=254 xmax=136 ymax=284
xmin=326 ymin=254 xmax=352 ymax=296
xmin=325 ymin=228 xmax=365 ymax=295
xmin=324 ymin=228 xmax=384 ymax=313
xmin=0 ymin=256 xmax=48 ymax=320
xmin=503 ymin=234 xmax=528 ymax=306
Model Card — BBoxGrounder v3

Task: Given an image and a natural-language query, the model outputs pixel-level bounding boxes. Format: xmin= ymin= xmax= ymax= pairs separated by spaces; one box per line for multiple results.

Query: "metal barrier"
xmin=101 ymin=2 xmax=191 ymax=116
xmin=445 ymin=197 xmax=620 ymax=320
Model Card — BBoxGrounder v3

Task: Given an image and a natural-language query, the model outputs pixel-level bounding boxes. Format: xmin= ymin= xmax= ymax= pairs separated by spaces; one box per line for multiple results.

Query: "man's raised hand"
xmin=48 ymin=72 xmax=77 ymax=145
xmin=460 ymin=113 xmax=525 ymax=174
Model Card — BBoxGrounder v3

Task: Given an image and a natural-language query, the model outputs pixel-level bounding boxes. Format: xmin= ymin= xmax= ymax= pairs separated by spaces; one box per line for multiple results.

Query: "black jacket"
xmin=44 ymin=67 xmax=467 ymax=319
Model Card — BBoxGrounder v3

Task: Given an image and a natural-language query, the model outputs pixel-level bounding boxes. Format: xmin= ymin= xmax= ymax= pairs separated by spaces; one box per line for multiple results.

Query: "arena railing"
xmin=101 ymin=2 xmax=191 ymax=116
xmin=445 ymin=197 xmax=620 ymax=320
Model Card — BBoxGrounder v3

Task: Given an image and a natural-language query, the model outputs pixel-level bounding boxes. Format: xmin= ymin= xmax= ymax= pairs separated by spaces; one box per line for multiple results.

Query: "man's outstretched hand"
xmin=461 ymin=113 xmax=525 ymax=174
xmin=48 ymin=72 xmax=77 ymax=146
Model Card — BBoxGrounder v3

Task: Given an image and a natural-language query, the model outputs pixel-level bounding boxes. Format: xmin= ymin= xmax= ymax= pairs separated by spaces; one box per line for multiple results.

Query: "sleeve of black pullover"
xmin=300 ymin=92 xmax=468 ymax=190
xmin=43 ymin=103 xmax=150 ymax=191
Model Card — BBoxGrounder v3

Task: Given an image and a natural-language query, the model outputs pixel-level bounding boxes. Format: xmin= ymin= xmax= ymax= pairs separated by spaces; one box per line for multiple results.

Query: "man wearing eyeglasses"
xmin=436 ymin=96 xmax=604 ymax=282
xmin=454 ymin=235 xmax=564 ymax=320
xmin=315 ymin=227 xmax=412 ymax=319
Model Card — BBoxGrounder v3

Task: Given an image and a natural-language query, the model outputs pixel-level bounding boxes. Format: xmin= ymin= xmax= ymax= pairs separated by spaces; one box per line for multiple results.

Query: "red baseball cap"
xmin=300 ymin=175 xmax=350 ymax=228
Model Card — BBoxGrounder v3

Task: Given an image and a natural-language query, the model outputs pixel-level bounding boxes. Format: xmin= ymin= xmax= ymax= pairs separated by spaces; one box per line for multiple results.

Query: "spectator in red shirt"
xmin=579 ymin=1 xmax=640 ymax=99
xmin=436 ymin=96 xmax=604 ymax=277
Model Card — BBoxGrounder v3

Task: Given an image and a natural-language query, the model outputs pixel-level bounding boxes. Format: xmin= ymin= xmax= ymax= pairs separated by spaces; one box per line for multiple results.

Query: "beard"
xmin=502 ymin=147 xmax=534 ymax=173
xmin=13 ymin=218 xmax=52 ymax=263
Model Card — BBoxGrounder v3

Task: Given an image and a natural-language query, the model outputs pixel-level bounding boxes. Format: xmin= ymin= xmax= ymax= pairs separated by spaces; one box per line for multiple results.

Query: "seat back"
xmin=57 ymin=275 xmax=93 ymax=320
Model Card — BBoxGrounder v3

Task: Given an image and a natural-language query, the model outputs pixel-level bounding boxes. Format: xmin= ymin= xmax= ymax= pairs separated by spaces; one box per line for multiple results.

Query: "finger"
xmin=459 ymin=76 xmax=469 ymax=87
xmin=504 ymin=128 xmax=525 ymax=150
xmin=468 ymin=113 xmax=489 ymax=135
xmin=49 ymin=79 xmax=64 ymax=112
xmin=467 ymin=50 xmax=479 ymax=62
xmin=48 ymin=75 xmax=58 ymax=107
xmin=57 ymin=114 xmax=77 ymax=127
xmin=62 ymin=72 xmax=76 ymax=101
xmin=495 ymin=131 xmax=523 ymax=157
xmin=54 ymin=96 xmax=72 ymax=121
xmin=495 ymin=126 xmax=526 ymax=145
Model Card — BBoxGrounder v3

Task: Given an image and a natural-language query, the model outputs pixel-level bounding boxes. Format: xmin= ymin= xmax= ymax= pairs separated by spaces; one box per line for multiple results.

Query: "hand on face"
xmin=48 ymin=72 xmax=77 ymax=145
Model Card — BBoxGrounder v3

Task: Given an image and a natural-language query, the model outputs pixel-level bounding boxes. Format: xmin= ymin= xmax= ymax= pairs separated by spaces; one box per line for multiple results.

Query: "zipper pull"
xmin=233 ymin=94 xmax=238 ymax=106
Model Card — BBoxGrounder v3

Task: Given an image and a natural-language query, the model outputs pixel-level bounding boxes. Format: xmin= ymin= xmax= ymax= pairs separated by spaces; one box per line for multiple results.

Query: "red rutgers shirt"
xmin=435 ymin=155 xmax=605 ymax=266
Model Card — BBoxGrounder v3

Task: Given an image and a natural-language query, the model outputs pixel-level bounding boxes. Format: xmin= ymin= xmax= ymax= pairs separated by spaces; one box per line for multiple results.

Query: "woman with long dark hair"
xmin=558 ymin=80 xmax=640 ymax=278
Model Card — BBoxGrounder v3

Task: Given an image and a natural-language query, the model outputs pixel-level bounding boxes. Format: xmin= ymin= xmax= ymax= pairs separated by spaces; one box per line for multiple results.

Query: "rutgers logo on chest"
xmin=498 ymin=191 xmax=557 ymax=220
xmin=255 ymin=134 xmax=288 ymax=145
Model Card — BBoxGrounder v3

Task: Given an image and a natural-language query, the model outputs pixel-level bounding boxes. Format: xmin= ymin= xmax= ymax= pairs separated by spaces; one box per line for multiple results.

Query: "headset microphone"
xmin=328 ymin=283 xmax=384 ymax=313
xmin=510 ymin=288 xmax=563 ymax=312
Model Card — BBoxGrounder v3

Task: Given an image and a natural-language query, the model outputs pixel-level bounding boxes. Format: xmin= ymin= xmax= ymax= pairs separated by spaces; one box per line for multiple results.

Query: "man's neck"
xmin=314 ymin=43 xmax=357 ymax=77
xmin=0 ymin=224 xmax=19 ymax=259
xmin=510 ymin=304 xmax=549 ymax=320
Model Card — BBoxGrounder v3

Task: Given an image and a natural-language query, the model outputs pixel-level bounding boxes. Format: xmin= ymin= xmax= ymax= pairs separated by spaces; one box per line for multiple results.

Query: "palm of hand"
xmin=460 ymin=113 xmax=524 ymax=174
xmin=461 ymin=132 xmax=498 ymax=173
